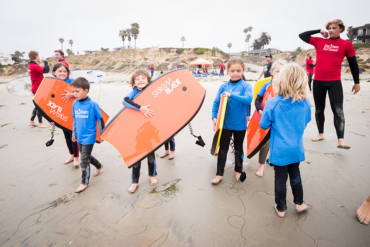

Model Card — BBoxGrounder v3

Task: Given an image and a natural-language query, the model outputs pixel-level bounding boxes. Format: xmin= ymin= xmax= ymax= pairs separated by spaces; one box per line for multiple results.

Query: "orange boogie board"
xmin=246 ymin=83 xmax=275 ymax=158
xmin=210 ymin=94 xmax=228 ymax=155
xmin=33 ymin=77 xmax=109 ymax=142
xmin=101 ymin=69 xmax=206 ymax=168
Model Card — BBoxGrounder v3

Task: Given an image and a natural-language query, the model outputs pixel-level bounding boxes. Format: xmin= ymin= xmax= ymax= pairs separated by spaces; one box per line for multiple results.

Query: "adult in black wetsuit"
xmin=299 ymin=19 xmax=360 ymax=149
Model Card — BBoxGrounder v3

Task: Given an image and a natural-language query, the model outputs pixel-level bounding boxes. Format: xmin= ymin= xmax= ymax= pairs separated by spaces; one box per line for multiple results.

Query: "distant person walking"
xmin=219 ymin=62 xmax=225 ymax=76
xmin=299 ymin=19 xmax=360 ymax=149
xmin=150 ymin=65 xmax=154 ymax=77
xmin=306 ymin=52 xmax=315 ymax=92
xmin=258 ymin=54 xmax=273 ymax=80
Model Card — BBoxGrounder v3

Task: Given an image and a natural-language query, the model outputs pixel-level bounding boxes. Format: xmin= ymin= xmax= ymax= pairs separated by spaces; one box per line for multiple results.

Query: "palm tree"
xmin=252 ymin=39 xmax=262 ymax=50
xmin=227 ymin=43 xmax=232 ymax=53
xmin=245 ymin=34 xmax=251 ymax=51
xmin=119 ymin=29 xmax=127 ymax=48
xmin=180 ymin=36 xmax=186 ymax=48
xmin=130 ymin=23 xmax=140 ymax=49
xmin=126 ymin=29 xmax=132 ymax=48
xmin=59 ymin=38 xmax=64 ymax=50
xmin=243 ymin=26 xmax=253 ymax=51
xmin=69 ymin=39 xmax=73 ymax=52
xmin=259 ymin=32 xmax=271 ymax=49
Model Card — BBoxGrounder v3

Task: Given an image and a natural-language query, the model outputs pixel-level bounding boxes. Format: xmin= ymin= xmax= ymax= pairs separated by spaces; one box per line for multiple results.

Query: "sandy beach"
xmin=0 ymin=70 xmax=369 ymax=247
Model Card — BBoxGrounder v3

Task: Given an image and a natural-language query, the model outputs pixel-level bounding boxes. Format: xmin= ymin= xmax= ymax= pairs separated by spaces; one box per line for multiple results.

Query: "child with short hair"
xmin=122 ymin=69 xmax=158 ymax=193
xmin=211 ymin=58 xmax=253 ymax=185
xmin=28 ymin=50 xmax=49 ymax=128
xmin=51 ymin=63 xmax=79 ymax=167
xmin=259 ymin=63 xmax=311 ymax=218
xmin=254 ymin=59 xmax=287 ymax=178
xmin=71 ymin=77 xmax=104 ymax=193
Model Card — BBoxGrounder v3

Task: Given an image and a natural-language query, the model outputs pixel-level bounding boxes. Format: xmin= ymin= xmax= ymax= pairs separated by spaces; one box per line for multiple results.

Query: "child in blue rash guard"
xmin=122 ymin=69 xmax=158 ymax=193
xmin=254 ymin=59 xmax=287 ymax=178
xmin=259 ymin=63 xmax=311 ymax=218
xmin=211 ymin=58 xmax=253 ymax=185
xmin=71 ymin=77 xmax=104 ymax=193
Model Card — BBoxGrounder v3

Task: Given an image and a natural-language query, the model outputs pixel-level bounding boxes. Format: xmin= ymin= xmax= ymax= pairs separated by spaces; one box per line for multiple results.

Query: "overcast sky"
xmin=0 ymin=0 xmax=369 ymax=58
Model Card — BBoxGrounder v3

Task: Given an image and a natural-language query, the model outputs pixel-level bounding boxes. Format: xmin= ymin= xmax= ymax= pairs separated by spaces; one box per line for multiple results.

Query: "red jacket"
xmin=60 ymin=59 xmax=69 ymax=68
xmin=28 ymin=61 xmax=44 ymax=93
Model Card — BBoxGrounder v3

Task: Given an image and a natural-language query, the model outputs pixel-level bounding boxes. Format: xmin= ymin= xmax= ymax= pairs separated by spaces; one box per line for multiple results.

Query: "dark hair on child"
xmin=52 ymin=62 xmax=70 ymax=77
xmin=54 ymin=49 xmax=65 ymax=57
xmin=130 ymin=69 xmax=151 ymax=89
xmin=71 ymin=77 xmax=90 ymax=91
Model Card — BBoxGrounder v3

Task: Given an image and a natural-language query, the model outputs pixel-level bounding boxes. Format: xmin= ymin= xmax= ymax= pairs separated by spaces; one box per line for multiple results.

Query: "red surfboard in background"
xmin=101 ymin=69 xmax=206 ymax=168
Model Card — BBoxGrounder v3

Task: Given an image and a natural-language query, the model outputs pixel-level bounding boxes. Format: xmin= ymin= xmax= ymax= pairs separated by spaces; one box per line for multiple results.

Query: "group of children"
xmin=28 ymin=50 xmax=311 ymax=217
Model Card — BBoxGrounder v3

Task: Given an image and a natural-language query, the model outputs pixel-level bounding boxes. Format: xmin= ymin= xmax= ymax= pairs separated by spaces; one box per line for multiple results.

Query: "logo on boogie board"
xmin=47 ymin=100 xmax=68 ymax=121
xmin=152 ymin=78 xmax=183 ymax=98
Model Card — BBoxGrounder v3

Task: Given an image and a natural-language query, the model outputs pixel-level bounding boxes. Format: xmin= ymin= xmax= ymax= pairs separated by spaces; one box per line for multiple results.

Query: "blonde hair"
xmin=270 ymin=59 xmax=287 ymax=77
xmin=326 ymin=19 xmax=345 ymax=33
xmin=130 ymin=69 xmax=151 ymax=89
xmin=276 ymin=62 xmax=308 ymax=103
xmin=227 ymin=58 xmax=246 ymax=80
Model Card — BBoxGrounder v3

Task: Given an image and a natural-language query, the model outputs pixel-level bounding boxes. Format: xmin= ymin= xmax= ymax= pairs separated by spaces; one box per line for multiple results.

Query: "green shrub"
xmin=193 ymin=47 xmax=211 ymax=55
xmin=112 ymin=61 xmax=117 ymax=66
xmin=92 ymin=59 xmax=100 ymax=65
xmin=353 ymin=43 xmax=370 ymax=49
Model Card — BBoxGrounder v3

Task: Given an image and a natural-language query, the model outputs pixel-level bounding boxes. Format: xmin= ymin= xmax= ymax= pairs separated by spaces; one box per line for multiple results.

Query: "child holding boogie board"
xmin=211 ymin=58 xmax=253 ymax=185
xmin=122 ymin=69 xmax=158 ymax=193
xmin=50 ymin=63 xmax=80 ymax=168
xmin=259 ymin=63 xmax=311 ymax=218
xmin=254 ymin=59 xmax=287 ymax=178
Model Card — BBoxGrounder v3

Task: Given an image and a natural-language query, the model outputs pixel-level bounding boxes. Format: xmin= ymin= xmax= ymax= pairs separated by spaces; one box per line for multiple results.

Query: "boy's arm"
xmin=255 ymin=95 xmax=263 ymax=112
xmin=43 ymin=61 xmax=49 ymax=73
xmin=72 ymin=116 xmax=77 ymax=137
xmin=298 ymin=29 xmax=321 ymax=43
xmin=97 ymin=118 xmax=105 ymax=133
xmin=122 ymin=97 xmax=141 ymax=110
xmin=259 ymin=100 xmax=273 ymax=130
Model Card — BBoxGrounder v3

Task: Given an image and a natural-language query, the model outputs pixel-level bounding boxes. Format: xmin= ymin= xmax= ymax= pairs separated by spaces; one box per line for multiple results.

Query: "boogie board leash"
xmin=188 ymin=123 xmax=205 ymax=147
xmin=45 ymin=125 xmax=56 ymax=147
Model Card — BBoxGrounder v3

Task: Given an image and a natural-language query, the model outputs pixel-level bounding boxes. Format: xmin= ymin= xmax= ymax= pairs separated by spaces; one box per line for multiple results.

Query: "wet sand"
xmin=0 ymin=72 xmax=369 ymax=246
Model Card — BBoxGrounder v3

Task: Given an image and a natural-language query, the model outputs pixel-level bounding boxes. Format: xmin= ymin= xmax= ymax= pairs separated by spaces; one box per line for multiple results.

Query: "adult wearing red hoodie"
xmin=28 ymin=50 xmax=49 ymax=127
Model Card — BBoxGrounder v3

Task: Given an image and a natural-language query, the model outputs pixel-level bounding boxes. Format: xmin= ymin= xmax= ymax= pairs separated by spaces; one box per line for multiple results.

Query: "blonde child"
xmin=51 ymin=63 xmax=79 ymax=168
xmin=122 ymin=69 xmax=158 ymax=193
xmin=211 ymin=58 xmax=253 ymax=184
xmin=259 ymin=63 xmax=311 ymax=217
xmin=254 ymin=59 xmax=287 ymax=178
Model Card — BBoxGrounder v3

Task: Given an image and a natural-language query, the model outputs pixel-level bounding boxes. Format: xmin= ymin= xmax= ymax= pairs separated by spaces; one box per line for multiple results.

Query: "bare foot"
xmin=311 ymin=134 xmax=324 ymax=142
xmin=93 ymin=165 xmax=103 ymax=177
xmin=274 ymin=205 xmax=286 ymax=218
xmin=74 ymin=184 xmax=88 ymax=193
xmin=337 ymin=138 xmax=350 ymax=149
xmin=64 ymin=155 xmax=74 ymax=165
xmin=160 ymin=151 xmax=169 ymax=158
xmin=28 ymin=121 xmax=37 ymax=127
xmin=73 ymin=158 xmax=79 ymax=168
xmin=256 ymin=164 xmax=265 ymax=178
xmin=150 ymin=176 xmax=158 ymax=186
xmin=211 ymin=175 xmax=223 ymax=185
xmin=128 ymin=183 xmax=139 ymax=193
xmin=296 ymin=203 xmax=309 ymax=213
xmin=168 ymin=151 xmax=175 ymax=160
xmin=356 ymin=196 xmax=370 ymax=225
xmin=38 ymin=123 xmax=48 ymax=128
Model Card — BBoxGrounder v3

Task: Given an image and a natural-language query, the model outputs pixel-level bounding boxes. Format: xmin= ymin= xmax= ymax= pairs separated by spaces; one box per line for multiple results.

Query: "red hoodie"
xmin=28 ymin=61 xmax=44 ymax=93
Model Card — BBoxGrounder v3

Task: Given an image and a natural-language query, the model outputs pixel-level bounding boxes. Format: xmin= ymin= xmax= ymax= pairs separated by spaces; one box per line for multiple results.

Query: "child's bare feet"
xmin=311 ymin=134 xmax=324 ymax=142
xmin=38 ymin=123 xmax=48 ymax=128
xmin=150 ymin=176 xmax=158 ymax=186
xmin=337 ymin=138 xmax=351 ymax=149
xmin=94 ymin=165 xmax=103 ymax=177
xmin=160 ymin=151 xmax=169 ymax=158
xmin=73 ymin=158 xmax=79 ymax=168
xmin=168 ymin=151 xmax=175 ymax=160
xmin=356 ymin=196 xmax=370 ymax=225
xmin=64 ymin=155 xmax=74 ymax=165
xmin=296 ymin=203 xmax=309 ymax=213
xmin=128 ymin=183 xmax=139 ymax=193
xmin=28 ymin=121 xmax=37 ymax=127
xmin=256 ymin=164 xmax=264 ymax=177
xmin=75 ymin=184 xmax=88 ymax=193
xmin=211 ymin=175 xmax=223 ymax=185
xmin=274 ymin=205 xmax=286 ymax=218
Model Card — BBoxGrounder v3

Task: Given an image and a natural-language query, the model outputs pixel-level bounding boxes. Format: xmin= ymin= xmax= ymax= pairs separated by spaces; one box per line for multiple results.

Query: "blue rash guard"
xmin=259 ymin=95 xmax=311 ymax=166
xmin=122 ymin=88 xmax=141 ymax=110
xmin=72 ymin=97 xmax=103 ymax=145
xmin=212 ymin=79 xmax=253 ymax=131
